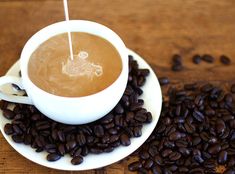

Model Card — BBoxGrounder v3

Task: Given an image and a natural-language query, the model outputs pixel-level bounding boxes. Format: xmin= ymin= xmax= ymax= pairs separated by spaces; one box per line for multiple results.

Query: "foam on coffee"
xmin=28 ymin=32 xmax=122 ymax=97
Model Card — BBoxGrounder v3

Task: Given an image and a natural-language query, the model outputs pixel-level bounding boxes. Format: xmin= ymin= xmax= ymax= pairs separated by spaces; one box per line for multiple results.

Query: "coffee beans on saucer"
xmin=1 ymin=55 xmax=152 ymax=165
xmin=128 ymin=83 xmax=235 ymax=173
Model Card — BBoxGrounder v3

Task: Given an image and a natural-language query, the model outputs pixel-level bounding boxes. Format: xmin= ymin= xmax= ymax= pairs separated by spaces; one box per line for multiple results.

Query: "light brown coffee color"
xmin=28 ymin=32 xmax=122 ymax=97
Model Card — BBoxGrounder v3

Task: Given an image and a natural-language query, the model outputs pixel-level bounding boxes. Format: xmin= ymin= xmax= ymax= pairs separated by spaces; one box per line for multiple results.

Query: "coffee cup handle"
xmin=0 ymin=76 xmax=32 ymax=105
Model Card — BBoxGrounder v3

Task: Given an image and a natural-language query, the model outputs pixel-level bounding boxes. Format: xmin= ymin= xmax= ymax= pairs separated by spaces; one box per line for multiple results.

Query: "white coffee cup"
xmin=0 ymin=20 xmax=128 ymax=124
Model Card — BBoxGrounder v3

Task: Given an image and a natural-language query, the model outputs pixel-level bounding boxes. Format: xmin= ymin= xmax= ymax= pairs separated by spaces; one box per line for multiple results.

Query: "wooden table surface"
xmin=1 ymin=0 xmax=235 ymax=173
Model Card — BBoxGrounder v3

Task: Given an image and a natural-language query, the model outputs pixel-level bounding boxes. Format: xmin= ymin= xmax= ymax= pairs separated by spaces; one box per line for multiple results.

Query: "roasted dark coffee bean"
xmin=76 ymin=133 xmax=86 ymax=146
xmin=193 ymin=109 xmax=204 ymax=122
xmin=169 ymin=151 xmax=181 ymax=161
xmin=57 ymin=130 xmax=65 ymax=142
xmin=192 ymin=136 xmax=201 ymax=146
xmin=58 ymin=144 xmax=66 ymax=156
xmin=66 ymin=140 xmax=77 ymax=151
xmin=94 ymin=125 xmax=104 ymax=137
xmin=171 ymin=64 xmax=183 ymax=71
xmin=114 ymin=104 xmax=124 ymax=114
xmin=143 ymin=159 xmax=154 ymax=169
xmin=154 ymin=155 xmax=163 ymax=165
xmin=128 ymin=161 xmax=142 ymax=171
xmin=169 ymin=132 xmax=182 ymax=141
xmin=172 ymin=54 xmax=182 ymax=66
xmin=218 ymin=150 xmax=228 ymax=164
xmin=148 ymin=145 xmax=158 ymax=157
xmin=12 ymin=135 xmax=23 ymax=143
xmin=159 ymin=77 xmax=170 ymax=86
xmin=220 ymin=55 xmax=231 ymax=65
xmin=228 ymin=157 xmax=235 ymax=167
xmin=179 ymin=147 xmax=190 ymax=156
xmin=163 ymin=168 xmax=172 ymax=174
xmin=152 ymin=165 xmax=162 ymax=174
xmin=161 ymin=149 xmax=173 ymax=158
xmin=47 ymin=153 xmax=61 ymax=162
xmin=202 ymin=54 xmax=214 ymax=63
xmin=140 ymin=151 xmax=149 ymax=160
xmin=216 ymin=119 xmax=226 ymax=134
xmin=208 ymin=144 xmax=221 ymax=154
xmin=193 ymin=155 xmax=204 ymax=163
xmin=120 ymin=134 xmax=130 ymax=146
xmin=133 ymin=126 xmax=142 ymax=137
xmin=192 ymin=54 xmax=201 ymax=64
xmin=4 ymin=123 xmax=14 ymax=135
xmin=179 ymin=167 xmax=189 ymax=173
xmin=3 ymin=109 xmax=15 ymax=119
xmin=71 ymin=155 xmax=83 ymax=165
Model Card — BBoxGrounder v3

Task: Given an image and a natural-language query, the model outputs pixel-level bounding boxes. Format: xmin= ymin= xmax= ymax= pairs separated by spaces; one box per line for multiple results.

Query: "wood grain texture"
xmin=0 ymin=0 xmax=235 ymax=173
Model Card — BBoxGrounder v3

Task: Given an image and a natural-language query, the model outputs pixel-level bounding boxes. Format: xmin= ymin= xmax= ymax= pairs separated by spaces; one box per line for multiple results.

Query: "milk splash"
xmin=63 ymin=0 xmax=74 ymax=60
xmin=62 ymin=51 xmax=103 ymax=78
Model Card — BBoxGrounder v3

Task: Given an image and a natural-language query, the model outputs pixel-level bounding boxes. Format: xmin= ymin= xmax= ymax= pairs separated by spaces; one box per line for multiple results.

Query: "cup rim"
xmin=20 ymin=20 xmax=128 ymax=100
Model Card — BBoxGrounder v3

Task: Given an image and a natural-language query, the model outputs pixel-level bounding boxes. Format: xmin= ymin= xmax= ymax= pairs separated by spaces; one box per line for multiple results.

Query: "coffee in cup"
xmin=28 ymin=32 xmax=122 ymax=97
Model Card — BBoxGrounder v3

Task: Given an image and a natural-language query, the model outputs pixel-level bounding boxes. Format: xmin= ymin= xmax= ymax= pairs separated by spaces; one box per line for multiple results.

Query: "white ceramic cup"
xmin=0 ymin=20 xmax=128 ymax=124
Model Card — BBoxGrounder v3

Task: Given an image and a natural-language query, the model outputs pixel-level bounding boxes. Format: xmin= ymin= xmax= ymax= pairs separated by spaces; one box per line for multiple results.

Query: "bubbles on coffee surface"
xmin=62 ymin=50 xmax=103 ymax=79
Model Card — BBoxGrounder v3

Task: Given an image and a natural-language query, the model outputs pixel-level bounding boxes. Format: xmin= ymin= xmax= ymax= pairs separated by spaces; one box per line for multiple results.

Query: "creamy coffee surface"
xmin=28 ymin=32 xmax=122 ymax=97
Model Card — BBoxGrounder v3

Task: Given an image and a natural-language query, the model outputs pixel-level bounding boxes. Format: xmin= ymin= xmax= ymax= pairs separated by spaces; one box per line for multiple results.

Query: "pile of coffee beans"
xmin=128 ymin=83 xmax=235 ymax=174
xmin=1 ymin=55 xmax=153 ymax=165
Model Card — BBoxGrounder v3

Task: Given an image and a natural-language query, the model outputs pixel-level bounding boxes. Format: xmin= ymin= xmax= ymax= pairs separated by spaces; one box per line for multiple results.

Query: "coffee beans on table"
xmin=192 ymin=54 xmax=202 ymax=64
xmin=202 ymin=54 xmax=215 ymax=63
xmin=220 ymin=55 xmax=231 ymax=65
xmin=1 ymin=55 xmax=152 ymax=165
xmin=159 ymin=77 xmax=170 ymax=86
xmin=128 ymin=83 xmax=235 ymax=173
xmin=171 ymin=54 xmax=183 ymax=72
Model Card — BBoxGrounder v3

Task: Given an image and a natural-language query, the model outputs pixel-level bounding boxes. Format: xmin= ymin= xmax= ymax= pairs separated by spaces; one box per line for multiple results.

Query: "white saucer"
xmin=0 ymin=49 xmax=162 ymax=171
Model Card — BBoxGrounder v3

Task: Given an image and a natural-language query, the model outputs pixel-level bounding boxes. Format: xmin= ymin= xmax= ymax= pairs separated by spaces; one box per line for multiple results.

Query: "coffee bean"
xmin=140 ymin=151 xmax=149 ymax=160
xmin=192 ymin=54 xmax=201 ymax=64
xmin=152 ymin=165 xmax=162 ymax=174
xmin=66 ymin=140 xmax=77 ymax=151
xmin=169 ymin=132 xmax=182 ymax=141
xmin=94 ymin=125 xmax=104 ymax=137
xmin=154 ymin=155 xmax=163 ymax=165
xmin=169 ymin=151 xmax=181 ymax=161
xmin=128 ymin=161 xmax=142 ymax=171
xmin=172 ymin=54 xmax=182 ymax=64
xmin=217 ymin=150 xmax=228 ymax=164
xmin=47 ymin=153 xmax=61 ymax=162
xmin=171 ymin=64 xmax=183 ymax=71
xmin=220 ymin=55 xmax=231 ymax=65
xmin=216 ymin=119 xmax=226 ymax=134
xmin=71 ymin=155 xmax=83 ymax=165
xmin=3 ymin=109 xmax=15 ymax=119
xmin=208 ymin=144 xmax=221 ymax=154
xmin=162 ymin=149 xmax=173 ymax=158
xmin=228 ymin=157 xmax=235 ymax=167
xmin=143 ymin=159 xmax=154 ymax=169
xmin=133 ymin=126 xmax=142 ymax=137
xmin=202 ymin=54 xmax=214 ymax=63
xmin=120 ymin=134 xmax=130 ymax=146
xmin=76 ymin=133 xmax=86 ymax=146
xmin=4 ymin=123 xmax=14 ymax=135
xmin=12 ymin=135 xmax=23 ymax=143
xmin=193 ymin=109 xmax=204 ymax=122
xmin=159 ymin=77 xmax=170 ymax=86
